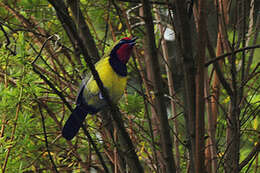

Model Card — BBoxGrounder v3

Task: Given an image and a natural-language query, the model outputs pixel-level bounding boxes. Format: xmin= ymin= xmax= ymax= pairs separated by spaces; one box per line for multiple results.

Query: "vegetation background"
xmin=0 ymin=0 xmax=259 ymax=173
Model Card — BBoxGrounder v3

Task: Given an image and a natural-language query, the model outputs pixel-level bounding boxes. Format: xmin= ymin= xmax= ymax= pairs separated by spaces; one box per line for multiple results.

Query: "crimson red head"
xmin=110 ymin=37 xmax=137 ymax=64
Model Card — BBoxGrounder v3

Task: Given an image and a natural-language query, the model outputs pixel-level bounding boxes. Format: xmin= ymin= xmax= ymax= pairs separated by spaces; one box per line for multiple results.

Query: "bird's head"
xmin=110 ymin=37 xmax=137 ymax=64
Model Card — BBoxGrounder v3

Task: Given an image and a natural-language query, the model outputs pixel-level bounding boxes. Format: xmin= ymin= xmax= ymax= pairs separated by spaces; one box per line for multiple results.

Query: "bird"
xmin=62 ymin=37 xmax=137 ymax=140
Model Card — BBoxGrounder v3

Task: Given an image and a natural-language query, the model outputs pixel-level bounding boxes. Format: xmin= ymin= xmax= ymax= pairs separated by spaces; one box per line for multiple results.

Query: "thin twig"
xmin=2 ymin=82 xmax=24 ymax=172
xmin=32 ymin=18 xmax=110 ymax=173
xmin=239 ymin=142 xmax=260 ymax=171
xmin=205 ymin=44 xmax=260 ymax=67
xmin=37 ymin=99 xmax=59 ymax=173
xmin=102 ymin=0 xmax=111 ymax=55
xmin=0 ymin=23 xmax=16 ymax=55
xmin=2 ymin=65 xmax=24 ymax=173
xmin=2 ymin=103 xmax=21 ymax=173
xmin=31 ymin=35 xmax=56 ymax=65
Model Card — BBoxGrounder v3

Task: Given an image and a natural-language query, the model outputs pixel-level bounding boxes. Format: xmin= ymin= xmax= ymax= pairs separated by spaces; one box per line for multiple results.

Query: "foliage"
xmin=0 ymin=0 xmax=259 ymax=173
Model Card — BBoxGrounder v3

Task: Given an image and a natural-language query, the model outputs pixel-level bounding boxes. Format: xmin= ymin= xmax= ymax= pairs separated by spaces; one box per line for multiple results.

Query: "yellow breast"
xmin=84 ymin=57 xmax=127 ymax=106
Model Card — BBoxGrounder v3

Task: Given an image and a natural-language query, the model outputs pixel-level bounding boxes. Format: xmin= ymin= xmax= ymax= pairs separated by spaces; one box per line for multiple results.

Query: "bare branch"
xmin=239 ymin=141 xmax=260 ymax=171
xmin=205 ymin=44 xmax=260 ymax=67
xmin=36 ymin=99 xmax=59 ymax=173
xmin=0 ymin=23 xmax=16 ymax=55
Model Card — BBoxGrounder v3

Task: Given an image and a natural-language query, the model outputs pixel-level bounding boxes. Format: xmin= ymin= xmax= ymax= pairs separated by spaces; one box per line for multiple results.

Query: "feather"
xmin=62 ymin=105 xmax=97 ymax=140
xmin=62 ymin=37 xmax=136 ymax=140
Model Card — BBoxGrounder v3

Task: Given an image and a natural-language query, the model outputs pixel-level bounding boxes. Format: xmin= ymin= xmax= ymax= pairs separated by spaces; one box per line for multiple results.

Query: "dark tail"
xmin=62 ymin=106 xmax=89 ymax=140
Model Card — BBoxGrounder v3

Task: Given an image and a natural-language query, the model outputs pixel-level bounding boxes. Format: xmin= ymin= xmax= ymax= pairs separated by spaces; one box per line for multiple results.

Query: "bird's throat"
xmin=109 ymin=55 xmax=127 ymax=77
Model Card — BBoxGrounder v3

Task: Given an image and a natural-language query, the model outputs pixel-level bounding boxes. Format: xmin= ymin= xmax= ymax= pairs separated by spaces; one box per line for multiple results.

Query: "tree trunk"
xmin=225 ymin=100 xmax=240 ymax=173
xmin=139 ymin=6 xmax=165 ymax=172
xmin=141 ymin=1 xmax=176 ymax=173
xmin=205 ymin=33 xmax=222 ymax=173
xmin=172 ymin=0 xmax=196 ymax=172
xmin=194 ymin=0 xmax=207 ymax=172
xmin=154 ymin=8 xmax=181 ymax=173
xmin=223 ymin=0 xmax=241 ymax=172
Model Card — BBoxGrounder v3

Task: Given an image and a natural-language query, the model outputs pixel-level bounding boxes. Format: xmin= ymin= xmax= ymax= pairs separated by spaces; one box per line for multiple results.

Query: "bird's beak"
xmin=130 ymin=37 xmax=138 ymax=46
xmin=131 ymin=37 xmax=138 ymax=42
